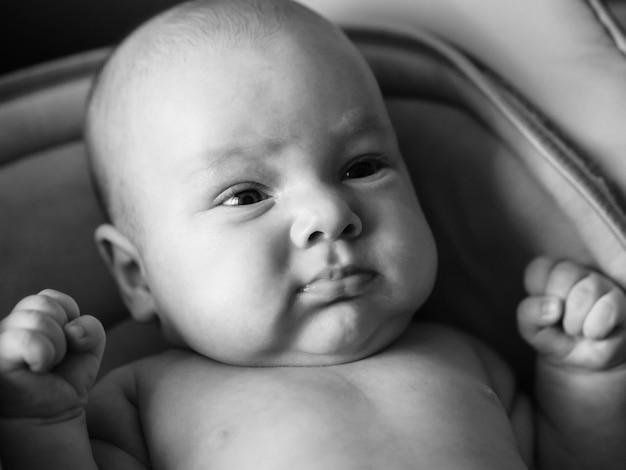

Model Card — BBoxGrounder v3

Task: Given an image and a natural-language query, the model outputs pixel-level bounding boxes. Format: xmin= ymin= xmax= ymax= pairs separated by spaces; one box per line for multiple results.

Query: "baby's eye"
xmin=222 ymin=188 xmax=269 ymax=206
xmin=342 ymin=156 xmax=387 ymax=180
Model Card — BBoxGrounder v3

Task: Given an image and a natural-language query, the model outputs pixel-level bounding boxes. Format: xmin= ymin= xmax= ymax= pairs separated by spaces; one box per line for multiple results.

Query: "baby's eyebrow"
xmin=184 ymin=142 xmax=280 ymax=183
xmin=184 ymin=149 xmax=251 ymax=182
xmin=335 ymin=108 xmax=391 ymax=139
xmin=204 ymin=133 xmax=291 ymax=166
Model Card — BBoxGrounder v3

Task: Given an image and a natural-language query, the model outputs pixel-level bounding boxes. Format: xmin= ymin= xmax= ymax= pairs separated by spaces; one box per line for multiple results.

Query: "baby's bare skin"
xmin=88 ymin=323 xmax=529 ymax=470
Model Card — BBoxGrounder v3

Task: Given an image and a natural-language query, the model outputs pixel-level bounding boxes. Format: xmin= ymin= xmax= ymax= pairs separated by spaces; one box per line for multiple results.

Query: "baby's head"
xmin=86 ymin=0 xmax=437 ymax=366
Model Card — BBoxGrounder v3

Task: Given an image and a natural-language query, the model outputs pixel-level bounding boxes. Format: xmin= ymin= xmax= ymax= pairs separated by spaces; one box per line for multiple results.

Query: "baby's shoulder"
xmin=97 ymin=349 xmax=224 ymax=398
xmin=393 ymin=323 xmax=533 ymax=462
xmin=390 ymin=322 xmax=518 ymax=402
xmin=87 ymin=356 xmax=163 ymax=467
xmin=87 ymin=349 xmax=218 ymax=467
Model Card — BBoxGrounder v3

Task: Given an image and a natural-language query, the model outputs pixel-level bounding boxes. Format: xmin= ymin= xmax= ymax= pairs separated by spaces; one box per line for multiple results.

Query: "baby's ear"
xmin=94 ymin=224 xmax=157 ymax=322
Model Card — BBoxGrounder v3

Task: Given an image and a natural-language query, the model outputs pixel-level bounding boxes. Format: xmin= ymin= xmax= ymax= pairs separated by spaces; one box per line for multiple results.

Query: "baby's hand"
xmin=0 ymin=290 xmax=105 ymax=420
xmin=517 ymin=258 xmax=626 ymax=371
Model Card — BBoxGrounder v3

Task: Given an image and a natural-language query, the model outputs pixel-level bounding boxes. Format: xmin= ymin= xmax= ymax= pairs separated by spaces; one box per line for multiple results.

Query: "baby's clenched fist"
xmin=0 ymin=290 xmax=105 ymax=419
xmin=518 ymin=258 xmax=626 ymax=371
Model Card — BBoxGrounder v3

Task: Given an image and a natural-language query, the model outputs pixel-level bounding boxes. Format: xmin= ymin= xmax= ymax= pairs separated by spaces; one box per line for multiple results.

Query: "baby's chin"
xmin=239 ymin=314 xmax=413 ymax=368
xmin=230 ymin=348 xmax=387 ymax=368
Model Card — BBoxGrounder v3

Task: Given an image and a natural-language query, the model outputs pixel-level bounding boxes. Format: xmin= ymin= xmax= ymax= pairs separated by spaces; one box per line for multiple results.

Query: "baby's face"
xmin=125 ymin=28 xmax=436 ymax=366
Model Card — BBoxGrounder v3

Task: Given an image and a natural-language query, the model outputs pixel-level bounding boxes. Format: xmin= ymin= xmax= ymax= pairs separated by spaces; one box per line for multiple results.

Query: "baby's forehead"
xmin=91 ymin=0 xmax=362 ymax=172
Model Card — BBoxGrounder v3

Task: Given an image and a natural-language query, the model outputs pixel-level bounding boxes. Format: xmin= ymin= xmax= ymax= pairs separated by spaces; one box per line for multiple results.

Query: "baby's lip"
xmin=299 ymin=266 xmax=377 ymax=300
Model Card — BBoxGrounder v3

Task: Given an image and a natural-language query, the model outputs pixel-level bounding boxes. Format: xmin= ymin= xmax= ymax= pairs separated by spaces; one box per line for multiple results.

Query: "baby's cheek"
xmin=394 ymin=235 xmax=437 ymax=307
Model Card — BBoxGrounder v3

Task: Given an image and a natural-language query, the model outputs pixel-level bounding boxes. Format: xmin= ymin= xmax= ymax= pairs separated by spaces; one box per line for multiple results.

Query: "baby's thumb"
xmin=59 ymin=315 xmax=106 ymax=395
xmin=517 ymin=296 xmax=563 ymax=350
xmin=65 ymin=315 xmax=106 ymax=357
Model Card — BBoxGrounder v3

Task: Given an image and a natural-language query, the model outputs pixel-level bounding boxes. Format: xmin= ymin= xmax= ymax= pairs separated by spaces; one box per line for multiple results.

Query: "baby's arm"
xmin=517 ymin=258 xmax=626 ymax=470
xmin=0 ymin=290 xmax=145 ymax=469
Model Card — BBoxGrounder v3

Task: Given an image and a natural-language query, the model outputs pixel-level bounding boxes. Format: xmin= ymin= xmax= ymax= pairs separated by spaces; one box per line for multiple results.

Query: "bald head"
xmin=85 ymin=0 xmax=370 ymax=242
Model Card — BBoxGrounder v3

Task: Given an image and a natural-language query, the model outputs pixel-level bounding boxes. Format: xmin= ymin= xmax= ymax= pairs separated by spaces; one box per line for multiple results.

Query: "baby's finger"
xmin=10 ymin=293 xmax=69 ymax=328
xmin=524 ymin=257 xmax=558 ymax=296
xmin=65 ymin=315 xmax=106 ymax=360
xmin=564 ymin=273 xmax=612 ymax=337
xmin=544 ymin=260 xmax=590 ymax=300
xmin=38 ymin=289 xmax=80 ymax=323
xmin=517 ymin=295 xmax=594 ymax=362
xmin=517 ymin=296 xmax=563 ymax=346
xmin=0 ymin=310 xmax=67 ymax=367
xmin=0 ymin=328 xmax=57 ymax=373
xmin=582 ymin=289 xmax=626 ymax=340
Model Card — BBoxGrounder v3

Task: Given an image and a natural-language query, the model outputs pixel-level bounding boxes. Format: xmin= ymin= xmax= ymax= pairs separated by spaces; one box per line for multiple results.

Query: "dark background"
xmin=1 ymin=0 xmax=184 ymax=76
xmin=2 ymin=0 xmax=626 ymax=77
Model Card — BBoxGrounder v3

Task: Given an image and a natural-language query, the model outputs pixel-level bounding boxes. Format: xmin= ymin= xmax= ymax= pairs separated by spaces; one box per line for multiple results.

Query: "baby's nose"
xmin=289 ymin=190 xmax=362 ymax=248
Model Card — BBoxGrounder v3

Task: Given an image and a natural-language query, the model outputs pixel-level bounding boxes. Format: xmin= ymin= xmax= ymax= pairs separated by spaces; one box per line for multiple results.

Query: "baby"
xmin=1 ymin=0 xmax=625 ymax=468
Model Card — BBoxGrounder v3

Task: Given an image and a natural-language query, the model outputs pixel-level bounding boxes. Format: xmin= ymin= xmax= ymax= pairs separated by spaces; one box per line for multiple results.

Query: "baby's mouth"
xmin=299 ymin=266 xmax=377 ymax=301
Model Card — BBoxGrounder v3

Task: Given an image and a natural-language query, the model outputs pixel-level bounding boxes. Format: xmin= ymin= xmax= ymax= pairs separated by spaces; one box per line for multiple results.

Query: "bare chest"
xmin=135 ymin=331 xmax=523 ymax=470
